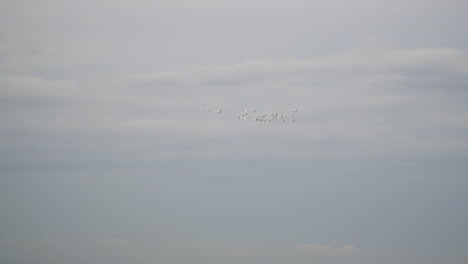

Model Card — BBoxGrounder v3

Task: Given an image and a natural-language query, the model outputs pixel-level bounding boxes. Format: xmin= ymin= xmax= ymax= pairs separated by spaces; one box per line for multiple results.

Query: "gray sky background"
xmin=1 ymin=1 xmax=468 ymax=264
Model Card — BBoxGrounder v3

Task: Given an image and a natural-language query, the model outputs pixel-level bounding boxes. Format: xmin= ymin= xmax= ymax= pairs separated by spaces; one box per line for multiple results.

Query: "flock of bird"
xmin=198 ymin=107 xmax=298 ymax=123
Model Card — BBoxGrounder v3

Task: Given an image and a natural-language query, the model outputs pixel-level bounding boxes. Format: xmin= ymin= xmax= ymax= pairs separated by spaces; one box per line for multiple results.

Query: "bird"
xmin=293 ymin=109 xmax=298 ymax=112
xmin=206 ymin=108 xmax=211 ymax=111
xmin=217 ymin=110 xmax=221 ymax=113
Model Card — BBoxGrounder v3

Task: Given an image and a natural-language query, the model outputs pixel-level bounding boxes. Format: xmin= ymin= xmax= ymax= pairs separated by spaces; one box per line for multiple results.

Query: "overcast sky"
xmin=1 ymin=1 xmax=468 ymax=264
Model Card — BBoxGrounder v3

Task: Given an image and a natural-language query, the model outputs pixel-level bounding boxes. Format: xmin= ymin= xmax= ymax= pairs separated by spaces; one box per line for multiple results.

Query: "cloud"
xmin=0 ymin=237 xmax=363 ymax=264
xmin=1 ymin=47 xmax=467 ymax=170
xmin=0 ymin=75 xmax=78 ymax=101
xmin=299 ymin=243 xmax=361 ymax=254
xmin=116 ymin=47 xmax=468 ymax=89
xmin=1 ymin=2 xmax=467 ymax=263
xmin=98 ymin=238 xmax=134 ymax=247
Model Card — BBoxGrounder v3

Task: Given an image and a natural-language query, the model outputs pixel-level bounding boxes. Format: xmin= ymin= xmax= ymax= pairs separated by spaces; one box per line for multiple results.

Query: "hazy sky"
xmin=1 ymin=1 xmax=468 ymax=263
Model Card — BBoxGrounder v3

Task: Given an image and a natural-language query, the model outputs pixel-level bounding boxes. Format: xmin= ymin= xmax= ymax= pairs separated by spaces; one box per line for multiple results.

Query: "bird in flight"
xmin=199 ymin=107 xmax=298 ymax=124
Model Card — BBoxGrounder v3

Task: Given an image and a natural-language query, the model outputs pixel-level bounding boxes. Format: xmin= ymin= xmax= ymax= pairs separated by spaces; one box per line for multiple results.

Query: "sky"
xmin=1 ymin=0 xmax=468 ymax=263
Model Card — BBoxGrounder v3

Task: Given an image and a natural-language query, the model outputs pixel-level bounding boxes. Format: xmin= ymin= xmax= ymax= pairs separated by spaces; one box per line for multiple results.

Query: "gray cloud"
xmin=2 ymin=48 xmax=467 ymax=167
xmin=1 ymin=1 xmax=468 ymax=264
xmin=1 ymin=0 xmax=468 ymax=78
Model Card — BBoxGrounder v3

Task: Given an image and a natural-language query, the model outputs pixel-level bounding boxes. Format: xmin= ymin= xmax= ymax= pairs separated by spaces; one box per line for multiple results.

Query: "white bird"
xmin=217 ymin=110 xmax=221 ymax=113
xmin=293 ymin=109 xmax=298 ymax=112
xmin=207 ymin=108 xmax=211 ymax=111
xmin=252 ymin=109 xmax=256 ymax=112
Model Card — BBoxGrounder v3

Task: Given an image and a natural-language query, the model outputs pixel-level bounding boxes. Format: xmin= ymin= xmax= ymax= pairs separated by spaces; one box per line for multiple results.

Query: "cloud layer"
xmin=1 ymin=1 xmax=468 ymax=264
